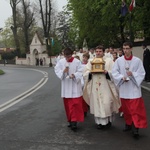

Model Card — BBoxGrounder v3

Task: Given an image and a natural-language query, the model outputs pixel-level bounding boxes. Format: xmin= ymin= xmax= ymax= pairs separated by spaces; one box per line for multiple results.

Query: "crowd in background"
xmin=55 ymin=46 xmax=124 ymax=64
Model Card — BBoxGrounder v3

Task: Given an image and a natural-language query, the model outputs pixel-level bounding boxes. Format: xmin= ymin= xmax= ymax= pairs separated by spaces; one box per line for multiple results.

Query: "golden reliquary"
xmin=91 ymin=57 xmax=105 ymax=73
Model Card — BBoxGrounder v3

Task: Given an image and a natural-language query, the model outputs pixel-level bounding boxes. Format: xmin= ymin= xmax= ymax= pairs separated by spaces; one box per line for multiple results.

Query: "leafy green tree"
xmin=0 ymin=18 xmax=15 ymax=48
xmin=132 ymin=0 xmax=150 ymax=42
xmin=67 ymin=0 xmax=150 ymax=48
xmin=1 ymin=51 xmax=16 ymax=60
xmin=57 ymin=11 xmax=72 ymax=48
xmin=50 ymin=37 xmax=62 ymax=55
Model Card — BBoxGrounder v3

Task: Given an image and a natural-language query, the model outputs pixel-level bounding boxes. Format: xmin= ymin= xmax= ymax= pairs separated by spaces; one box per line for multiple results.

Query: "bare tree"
xmin=38 ymin=0 xmax=52 ymax=66
xmin=21 ymin=0 xmax=35 ymax=53
xmin=10 ymin=0 xmax=21 ymax=57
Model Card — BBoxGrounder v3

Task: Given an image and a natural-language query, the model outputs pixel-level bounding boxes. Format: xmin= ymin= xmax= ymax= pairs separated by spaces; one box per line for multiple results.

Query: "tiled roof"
xmin=0 ymin=48 xmax=15 ymax=54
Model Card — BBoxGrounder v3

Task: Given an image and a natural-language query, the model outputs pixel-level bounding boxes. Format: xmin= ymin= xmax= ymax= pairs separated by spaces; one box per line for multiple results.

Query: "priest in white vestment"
xmin=83 ymin=45 xmax=120 ymax=129
xmin=55 ymin=48 xmax=84 ymax=131
xmin=112 ymin=42 xmax=148 ymax=138
xmin=89 ymin=48 xmax=95 ymax=59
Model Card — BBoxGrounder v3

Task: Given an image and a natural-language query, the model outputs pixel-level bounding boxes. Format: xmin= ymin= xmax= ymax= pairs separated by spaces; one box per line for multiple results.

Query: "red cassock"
xmin=121 ymin=97 xmax=148 ymax=128
xmin=63 ymin=96 xmax=84 ymax=122
xmin=82 ymin=97 xmax=89 ymax=113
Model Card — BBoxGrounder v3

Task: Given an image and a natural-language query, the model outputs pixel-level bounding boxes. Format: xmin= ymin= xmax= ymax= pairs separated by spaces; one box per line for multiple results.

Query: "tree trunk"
xmin=39 ymin=0 xmax=52 ymax=66
xmin=10 ymin=0 xmax=21 ymax=57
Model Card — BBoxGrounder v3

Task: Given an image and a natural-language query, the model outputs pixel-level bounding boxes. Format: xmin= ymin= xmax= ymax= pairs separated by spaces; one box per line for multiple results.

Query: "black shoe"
xmin=132 ymin=125 xmax=139 ymax=139
xmin=133 ymin=132 xmax=139 ymax=139
xmin=97 ymin=124 xmax=105 ymax=130
xmin=71 ymin=122 xmax=77 ymax=131
xmin=71 ymin=125 xmax=77 ymax=131
xmin=84 ymin=112 xmax=87 ymax=117
xmin=123 ymin=124 xmax=132 ymax=132
xmin=67 ymin=122 xmax=72 ymax=127
xmin=106 ymin=122 xmax=112 ymax=128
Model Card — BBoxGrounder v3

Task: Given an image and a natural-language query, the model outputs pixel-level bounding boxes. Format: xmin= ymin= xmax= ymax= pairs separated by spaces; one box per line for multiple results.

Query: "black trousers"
xmin=144 ymin=64 xmax=150 ymax=81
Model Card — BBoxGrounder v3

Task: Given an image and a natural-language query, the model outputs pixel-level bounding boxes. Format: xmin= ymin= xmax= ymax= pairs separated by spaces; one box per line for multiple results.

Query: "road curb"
xmin=141 ymin=85 xmax=150 ymax=92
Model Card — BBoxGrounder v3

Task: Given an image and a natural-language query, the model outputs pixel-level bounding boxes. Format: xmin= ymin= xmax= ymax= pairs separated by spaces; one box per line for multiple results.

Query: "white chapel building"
xmin=16 ymin=32 xmax=55 ymax=66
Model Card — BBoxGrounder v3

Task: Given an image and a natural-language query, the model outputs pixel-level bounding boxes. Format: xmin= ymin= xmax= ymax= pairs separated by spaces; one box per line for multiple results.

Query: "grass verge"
xmin=0 ymin=69 xmax=5 ymax=75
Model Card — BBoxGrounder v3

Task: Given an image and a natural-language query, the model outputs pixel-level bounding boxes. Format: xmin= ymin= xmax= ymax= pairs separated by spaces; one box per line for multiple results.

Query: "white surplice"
xmin=104 ymin=52 xmax=113 ymax=60
xmin=54 ymin=58 xmax=83 ymax=98
xmin=81 ymin=63 xmax=87 ymax=87
xmin=89 ymin=52 xmax=95 ymax=59
xmin=83 ymin=57 xmax=120 ymax=123
xmin=112 ymin=56 xmax=145 ymax=99
xmin=77 ymin=52 xmax=83 ymax=61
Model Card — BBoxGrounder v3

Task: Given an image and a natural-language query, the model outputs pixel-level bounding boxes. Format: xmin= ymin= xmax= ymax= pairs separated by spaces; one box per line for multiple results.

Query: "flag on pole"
xmin=121 ymin=0 xmax=128 ymax=16
xmin=129 ymin=0 xmax=135 ymax=12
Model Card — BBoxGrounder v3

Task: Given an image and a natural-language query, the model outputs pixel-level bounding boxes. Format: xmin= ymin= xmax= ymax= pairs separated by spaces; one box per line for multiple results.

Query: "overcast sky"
xmin=0 ymin=0 xmax=67 ymax=28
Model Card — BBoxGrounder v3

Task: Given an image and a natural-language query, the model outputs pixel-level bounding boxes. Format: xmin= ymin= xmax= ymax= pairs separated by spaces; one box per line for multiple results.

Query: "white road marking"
xmin=0 ymin=69 xmax=48 ymax=112
xmin=141 ymin=85 xmax=150 ymax=92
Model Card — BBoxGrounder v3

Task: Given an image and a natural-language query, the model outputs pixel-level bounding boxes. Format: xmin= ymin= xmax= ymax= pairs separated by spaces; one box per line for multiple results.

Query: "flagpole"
xmin=129 ymin=12 xmax=132 ymax=41
xmin=129 ymin=0 xmax=135 ymax=41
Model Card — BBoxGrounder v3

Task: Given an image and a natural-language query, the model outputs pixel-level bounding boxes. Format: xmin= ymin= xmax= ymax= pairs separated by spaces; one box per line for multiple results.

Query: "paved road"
xmin=0 ymin=66 xmax=150 ymax=150
xmin=0 ymin=67 xmax=46 ymax=104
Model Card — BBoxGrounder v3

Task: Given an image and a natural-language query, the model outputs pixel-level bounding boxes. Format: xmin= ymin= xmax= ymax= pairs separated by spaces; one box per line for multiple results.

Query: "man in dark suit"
xmin=142 ymin=43 xmax=150 ymax=82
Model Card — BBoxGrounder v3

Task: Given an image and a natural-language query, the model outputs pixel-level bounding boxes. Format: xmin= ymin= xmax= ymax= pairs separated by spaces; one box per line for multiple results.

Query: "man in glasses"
xmin=55 ymin=47 xmax=84 ymax=132
xmin=112 ymin=41 xmax=147 ymax=139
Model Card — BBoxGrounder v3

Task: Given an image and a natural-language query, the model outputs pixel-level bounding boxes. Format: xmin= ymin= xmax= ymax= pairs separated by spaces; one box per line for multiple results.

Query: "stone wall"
xmin=15 ymin=56 xmax=56 ymax=66
xmin=132 ymin=45 xmax=150 ymax=61
xmin=15 ymin=57 xmax=27 ymax=65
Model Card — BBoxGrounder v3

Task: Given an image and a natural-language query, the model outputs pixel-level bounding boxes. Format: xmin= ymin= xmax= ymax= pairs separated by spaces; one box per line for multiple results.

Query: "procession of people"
xmin=54 ymin=41 xmax=148 ymax=139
